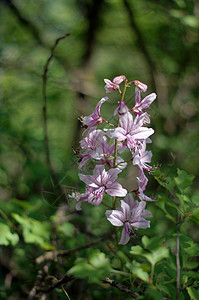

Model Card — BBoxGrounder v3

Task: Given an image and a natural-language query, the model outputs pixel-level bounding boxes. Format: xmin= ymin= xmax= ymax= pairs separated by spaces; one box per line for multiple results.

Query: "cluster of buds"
xmin=73 ymin=75 xmax=157 ymax=245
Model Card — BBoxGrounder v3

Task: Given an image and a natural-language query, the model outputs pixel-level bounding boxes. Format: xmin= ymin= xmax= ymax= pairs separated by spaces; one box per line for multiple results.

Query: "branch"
xmin=36 ymin=232 xmax=112 ymax=264
xmin=123 ymin=0 xmax=157 ymax=91
xmin=103 ymin=277 xmax=139 ymax=298
xmin=42 ymin=33 xmax=70 ymax=192
xmin=34 ymin=275 xmax=74 ymax=294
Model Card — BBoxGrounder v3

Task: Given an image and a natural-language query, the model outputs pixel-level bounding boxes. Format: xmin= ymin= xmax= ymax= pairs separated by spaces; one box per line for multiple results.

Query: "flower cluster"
xmin=73 ymin=75 xmax=157 ymax=245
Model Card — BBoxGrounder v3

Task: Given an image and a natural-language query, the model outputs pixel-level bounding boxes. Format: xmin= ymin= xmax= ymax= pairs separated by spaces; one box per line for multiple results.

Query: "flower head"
xmin=81 ymin=97 xmax=108 ymax=131
xmin=133 ymin=140 xmax=152 ymax=172
xmin=135 ymin=169 xmax=154 ymax=201
xmin=106 ymin=193 xmax=151 ymax=245
xmin=76 ymin=165 xmax=127 ymax=209
xmin=79 ymin=127 xmax=105 ymax=169
xmin=132 ymin=93 xmax=157 ymax=118
xmin=133 ymin=80 xmax=148 ymax=92
xmin=106 ymin=112 xmax=154 ymax=151
xmin=104 ymin=75 xmax=126 ymax=93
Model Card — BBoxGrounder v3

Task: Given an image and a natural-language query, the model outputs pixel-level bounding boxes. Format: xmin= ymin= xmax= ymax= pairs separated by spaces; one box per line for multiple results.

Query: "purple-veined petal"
xmin=79 ymin=174 xmax=95 ymax=186
xmin=132 ymin=219 xmax=150 ymax=229
xmin=106 ymin=182 xmax=127 ymax=197
xmin=135 ymin=86 xmax=141 ymax=105
xmin=107 ymin=168 xmax=121 ymax=183
xmin=93 ymin=165 xmax=105 ymax=178
xmin=106 ymin=210 xmax=123 ymax=226
xmin=106 ymin=127 xmax=127 ymax=142
xmin=78 ymin=155 xmax=90 ymax=169
xmin=133 ymin=80 xmax=148 ymax=92
xmin=114 ymin=100 xmax=129 ymax=116
xmin=120 ymin=112 xmax=134 ymax=132
xmin=132 ymin=127 xmax=154 ymax=140
xmin=120 ymin=200 xmax=131 ymax=220
xmin=139 ymin=93 xmax=156 ymax=110
xmin=119 ymin=227 xmax=130 ymax=245
xmin=113 ymin=75 xmax=126 ymax=84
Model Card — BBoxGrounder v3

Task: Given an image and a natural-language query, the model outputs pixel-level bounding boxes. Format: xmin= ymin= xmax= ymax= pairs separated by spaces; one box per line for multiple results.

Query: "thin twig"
xmin=103 ymin=277 xmax=139 ymax=298
xmin=34 ymin=275 xmax=74 ymax=294
xmin=123 ymin=0 xmax=157 ymax=91
xmin=42 ymin=33 xmax=69 ymax=190
xmin=36 ymin=232 xmax=112 ymax=264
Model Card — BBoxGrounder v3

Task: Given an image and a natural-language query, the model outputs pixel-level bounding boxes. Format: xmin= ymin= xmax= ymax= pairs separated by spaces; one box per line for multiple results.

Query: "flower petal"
xmin=119 ymin=227 xmax=130 ymax=245
xmin=106 ymin=210 xmax=123 ymax=226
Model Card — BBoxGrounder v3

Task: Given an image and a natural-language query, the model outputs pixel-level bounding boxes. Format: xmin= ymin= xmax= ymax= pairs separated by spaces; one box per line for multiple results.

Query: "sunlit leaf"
xmin=0 ymin=223 xmax=19 ymax=246
xmin=174 ymin=169 xmax=194 ymax=193
xmin=68 ymin=249 xmax=111 ymax=283
xmin=187 ymin=287 xmax=199 ymax=300
xmin=12 ymin=213 xmax=54 ymax=250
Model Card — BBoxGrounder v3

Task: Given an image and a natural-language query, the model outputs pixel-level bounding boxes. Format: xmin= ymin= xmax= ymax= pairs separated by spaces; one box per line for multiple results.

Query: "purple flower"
xmin=79 ymin=127 xmax=105 ymax=169
xmin=133 ymin=141 xmax=152 ymax=172
xmin=132 ymin=93 xmax=157 ymax=117
xmin=107 ymin=112 xmax=154 ymax=151
xmin=76 ymin=165 xmax=127 ymax=209
xmin=106 ymin=193 xmax=151 ymax=245
xmin=135 ymin=169 xmax=154 ymax=201
xmin=133 ymin=80 xmax=148 ymax=92
xmin=75 ymin=186 xmax=104 ymax=210
xmin=81 ymin=97 xmax=108 ymax=130
xmin=95 ymin=139 xmax=127 ymax=170
xmin=104 ymin=75 xmax=126 ymax=93
xmin=114 ymin=100 xmax=129 ymax=117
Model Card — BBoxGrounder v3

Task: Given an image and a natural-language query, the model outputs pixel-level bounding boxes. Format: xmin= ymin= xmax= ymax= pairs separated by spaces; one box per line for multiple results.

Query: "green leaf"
xmin=126 ymin=261 xmax=151 ymax=284
xmin=0 ymin=223 xmax=19 ymax=246
xmin=67 ymin=249 xmax=111 ymax=283
xmin=12 ymin=213 xmax=54 ymax=250
xmin=187 ymin=287 xmax=199 ymax=300
xmin=184 ymin=240 xmax=199 ymax=257
xmin=144 ymin=287 xmax=164 ymax=300
xmin=57 ymin=222 xmax=74 ymax=237
xmin=130 ymin=237 xmax=169 ymax=267
xmin=191 ymin=191 xmax=199 ymax=207
xmin=155 ymin=175 xmax=175 ymax=193
xmin=174 ymin=169 xmax=194 ymax=193
xmin=156 ymin=195 xmax=178 ymax=222
xmin=142 ymin=236 xmax=165 ymax=251
xmin=190 ymin=207 xmax=199 ymax=223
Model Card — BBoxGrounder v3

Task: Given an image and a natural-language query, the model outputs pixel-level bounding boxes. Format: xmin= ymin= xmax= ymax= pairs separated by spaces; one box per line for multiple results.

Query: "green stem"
xmin=0 ymin=209 xmax=14 ymax=228
xmin=111 ymin=269 xmax=130 ymax=277
xmin=151 ymin=264 xmax=155 ymax=284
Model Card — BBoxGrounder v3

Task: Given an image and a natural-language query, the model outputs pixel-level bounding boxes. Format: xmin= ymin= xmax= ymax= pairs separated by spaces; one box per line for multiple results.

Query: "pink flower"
xmin=106 ymin=193 xmax=151 ymax=245
xmin=94 ymin=138 xmax=127 ymax=170
xmin=135 ymin=169 xmax=154 ymax=201
xmin=104 ymin=75 xmax=126 ymax=93
xmin=132 ymin=93 xmax=157 ymax=117
xmin=81 ymin=97 xmax=108 ymax=130
xmin=132 ymin=80 xmax=148 ymax=92
xmin=79 ymin=127 xmax=105 ymax=169
xmin=106 ymin=112 xmax=154 ymax=151
xmin=76 ymin=165 xmax=127 ymax=209
xmin=133 ymin=140 xmax=152 ymax=172
xmin=114 ymin=100 xmax=129 ymax=117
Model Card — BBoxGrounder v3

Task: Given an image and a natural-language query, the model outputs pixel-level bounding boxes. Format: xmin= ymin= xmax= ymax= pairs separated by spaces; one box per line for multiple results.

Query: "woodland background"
xmin=0 ymin=0 xmax=199 ymax=299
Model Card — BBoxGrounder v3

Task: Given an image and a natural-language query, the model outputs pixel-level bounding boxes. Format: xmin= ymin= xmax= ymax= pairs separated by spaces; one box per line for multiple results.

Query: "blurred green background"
xmin=0 ymin=0 xmax=199 ymax=299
